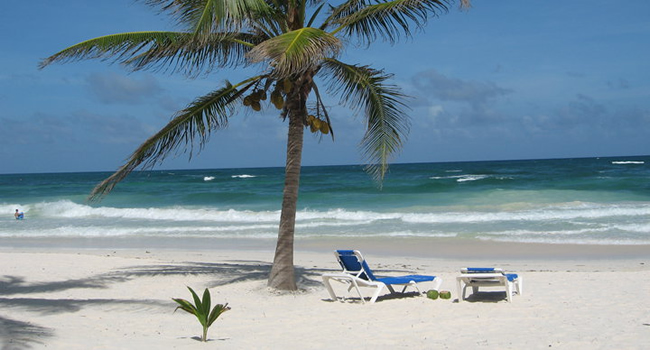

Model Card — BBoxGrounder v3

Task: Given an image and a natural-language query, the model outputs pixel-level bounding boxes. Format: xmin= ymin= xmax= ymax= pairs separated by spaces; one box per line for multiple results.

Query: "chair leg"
xmin=456 ymin=278 xmax=464 ymax=302
xmin=505 ymin=281 xmax=513 ymax=302
xmin=433 ymin=277 xmax=443 ymax=291
xmin=350 ymin=279 xmax=366 ymax=304
xmin=321 ymin=276 xmax=338 ymax=301
xmin=369 ymin=284 xmax=386 ymax=304
xmin=402 ymin=282 xmax=421 ymax=295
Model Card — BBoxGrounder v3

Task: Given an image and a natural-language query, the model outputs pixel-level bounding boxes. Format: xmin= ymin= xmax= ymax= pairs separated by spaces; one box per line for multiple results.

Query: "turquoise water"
xmin=1 ymin=156 xmax=649 ymax=246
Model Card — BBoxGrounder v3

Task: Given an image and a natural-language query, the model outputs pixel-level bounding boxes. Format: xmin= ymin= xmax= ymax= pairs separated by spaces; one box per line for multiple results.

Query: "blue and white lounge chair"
xmin=321 ymin=250 xmax=442 ymax=304
xmin=456 ymin=267 xmax=523 ymax=302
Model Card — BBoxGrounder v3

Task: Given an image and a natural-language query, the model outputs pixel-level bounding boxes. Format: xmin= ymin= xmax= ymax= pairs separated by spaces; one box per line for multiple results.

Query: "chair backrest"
xmin=462 ymin=267 xmax=504 ymax=273
xmin=335 ymin=250 xmax=377 ymax=281
xmin=461 ymin=267 xmax=517 ymax=281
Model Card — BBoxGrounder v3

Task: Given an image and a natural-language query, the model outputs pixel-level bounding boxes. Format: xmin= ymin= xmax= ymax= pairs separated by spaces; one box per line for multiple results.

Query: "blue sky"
xmin=1 ymin=1 xmax=649 ymax=174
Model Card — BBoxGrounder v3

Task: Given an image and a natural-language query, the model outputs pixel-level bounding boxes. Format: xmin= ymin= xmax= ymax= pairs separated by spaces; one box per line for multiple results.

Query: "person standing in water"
xmin=14 ymin=209 xmax=24 ymax=220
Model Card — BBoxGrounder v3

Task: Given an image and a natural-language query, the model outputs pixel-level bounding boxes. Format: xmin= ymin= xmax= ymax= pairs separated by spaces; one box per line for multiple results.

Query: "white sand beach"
xmin=1 ymin=245 xmax=649 ymax=349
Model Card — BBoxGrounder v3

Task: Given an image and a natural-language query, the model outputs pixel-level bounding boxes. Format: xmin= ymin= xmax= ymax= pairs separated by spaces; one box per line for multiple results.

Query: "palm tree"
xmin=40 ymin=0 xmax=471 ymax=290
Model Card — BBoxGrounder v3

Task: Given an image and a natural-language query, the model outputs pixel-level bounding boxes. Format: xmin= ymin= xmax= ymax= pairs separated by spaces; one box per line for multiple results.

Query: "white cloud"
xmin=428 ymin=105 xmax=444 ymax=119
xmin=412 ymin=69 xmax=512 ymax=106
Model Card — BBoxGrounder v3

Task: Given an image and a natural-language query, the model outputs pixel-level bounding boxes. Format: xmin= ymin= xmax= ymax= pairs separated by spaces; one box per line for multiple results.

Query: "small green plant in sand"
xmin=173 ymin=287 xmax=230 ymax=342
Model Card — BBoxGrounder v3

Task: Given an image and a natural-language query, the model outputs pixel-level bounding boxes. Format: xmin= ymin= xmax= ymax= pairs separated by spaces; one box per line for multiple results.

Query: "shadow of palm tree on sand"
xmin=0 ymin=258 xmax=330 ymax=348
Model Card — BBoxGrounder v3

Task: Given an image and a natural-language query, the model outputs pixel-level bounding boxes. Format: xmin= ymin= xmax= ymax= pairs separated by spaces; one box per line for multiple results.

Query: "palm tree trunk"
xmin=268 ymin=105 xmax=304 ymax=290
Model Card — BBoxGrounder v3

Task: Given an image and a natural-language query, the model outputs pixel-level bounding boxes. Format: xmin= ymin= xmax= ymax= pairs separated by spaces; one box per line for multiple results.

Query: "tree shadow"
xmin=0 ymin=297 xmax=170 ymax=348
xmin=0 ymin=315 xmax=53 ymax=350
xmin=0 ymin=297 xmax=169 ymax=315
xmin=111 ymin=260 xmax=330 ymax=290
xmin=0 ymin=258 xmax=331 ymax=348
xmin=0 ymin=274 xmax=126 ymax=296
xmin=113 ymin=260 xmax=274 ymax=287
xmin=1 ymin=259 xmax=330 ymax=300
xmin=0 ymin=252 xmax=442 ymax=348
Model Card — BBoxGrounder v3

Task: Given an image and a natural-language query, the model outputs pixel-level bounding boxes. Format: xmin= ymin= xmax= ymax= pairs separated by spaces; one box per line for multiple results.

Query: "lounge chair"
xmin=321 ymin=250 xmax=442 ymax=304
xmin=456 ymin=267 xmax=523 ymax=302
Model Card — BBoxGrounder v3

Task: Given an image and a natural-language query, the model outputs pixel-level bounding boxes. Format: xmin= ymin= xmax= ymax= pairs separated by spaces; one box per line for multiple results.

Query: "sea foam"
xmin=611 ymin=161 xmax=644 ymax=164
xmin=2 ymin=157 xmax=649 ymax=245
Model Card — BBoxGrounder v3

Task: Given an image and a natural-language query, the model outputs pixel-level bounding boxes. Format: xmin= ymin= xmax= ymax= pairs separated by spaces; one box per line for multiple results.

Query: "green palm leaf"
xmin=329 ymin=0 xmax=450 ymax=45
xmin=39 ymin=32 xmax=182 ymax=68
xmin=172 ymin=297 xmax=198 ymax=314
xmin=321 ymin=59 xmax=410 ymax=182
xmin=196 ymin=287 xmax=210 ymax=326
xmin=207 ymin=304 xmax=230 ymax=327
xmin=247 ymin=27 xmax=342 ymax=78
xmin=39 ymin=31 xmax=257 ymax=75
xmin=124 ymin=32 xmax=261 ymax=74
xmin=144 ymin=0 xmax=273 ymax=35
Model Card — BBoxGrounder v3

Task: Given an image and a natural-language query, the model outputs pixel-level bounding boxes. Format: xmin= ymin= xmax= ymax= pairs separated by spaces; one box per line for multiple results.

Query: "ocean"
xmin=1 ymin=156 xmax=649 ymax=248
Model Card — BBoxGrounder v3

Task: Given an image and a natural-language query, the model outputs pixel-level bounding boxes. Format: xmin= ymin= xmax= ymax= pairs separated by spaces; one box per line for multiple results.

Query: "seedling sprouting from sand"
xmin=173 ymin=287 xmax=230 ymax=342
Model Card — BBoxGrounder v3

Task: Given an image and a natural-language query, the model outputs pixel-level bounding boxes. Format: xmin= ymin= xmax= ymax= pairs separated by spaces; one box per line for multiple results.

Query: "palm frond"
xmin=123 ymin=32 xmax=262 ymax=74
xmin=247 ymin=15 xmax=284 ymax=39
xmin=247 ymin=27 xmax=341 ymax=79
xmin=88 ymin=77 xmax=261 ymax=201
xmin=321 ymin=0 xmax=368 ymax=30
xmin=307 ymin=2 xmax=326 ymax=27
xmin=321 ymin=59 xmax=410 ymax=182
xmin=40 ymin=31 xmax=257 ymax=75
xmin=143 ymin=0 xmax=273 ymax=34
xmin=329 ymin=0 xmax=451 ymax=45
xmin=39 ymin=31 xmax=181 ymax=68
